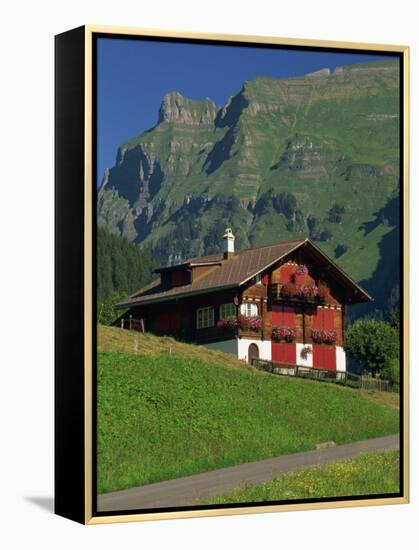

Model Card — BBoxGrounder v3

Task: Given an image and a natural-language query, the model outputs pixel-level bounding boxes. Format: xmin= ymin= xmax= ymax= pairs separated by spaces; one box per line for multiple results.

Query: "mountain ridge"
xmin=98 ymin=58 xmax=400 ymax=315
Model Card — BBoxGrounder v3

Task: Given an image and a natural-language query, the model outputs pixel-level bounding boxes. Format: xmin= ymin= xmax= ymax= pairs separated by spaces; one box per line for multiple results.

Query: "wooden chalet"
xmin=117 ymin=229 xmax=372 ymax=371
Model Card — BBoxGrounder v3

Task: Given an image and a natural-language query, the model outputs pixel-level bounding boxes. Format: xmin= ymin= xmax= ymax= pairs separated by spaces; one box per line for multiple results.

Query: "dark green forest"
xmin=97 ymin=225 xmax=156 ymax=320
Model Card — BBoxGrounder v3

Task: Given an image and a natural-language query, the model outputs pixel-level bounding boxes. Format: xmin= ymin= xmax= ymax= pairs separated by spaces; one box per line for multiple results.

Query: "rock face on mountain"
xmin=158 ymin=92 xmax=217 ymax=125
xmin=98 ymin=60 xmax=401 ymax=315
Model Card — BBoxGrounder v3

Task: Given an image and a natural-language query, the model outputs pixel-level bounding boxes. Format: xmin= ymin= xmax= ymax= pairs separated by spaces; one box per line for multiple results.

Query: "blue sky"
xmin=96 ymin=37 xmax=396 ymax=186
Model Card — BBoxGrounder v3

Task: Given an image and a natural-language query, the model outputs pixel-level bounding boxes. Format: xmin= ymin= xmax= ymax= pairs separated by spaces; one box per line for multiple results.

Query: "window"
xmin=255 ymin=274 xmax=262 ymax=285
xmin=196 ymin=307 xmax=215 ymax=329
xmin=240 ymin=303 xmax=258 ymax=317
xmin=171 ymin=271 xmax=184 ymax=287
xmin=220 ymin=303 xmax=236 ymax=319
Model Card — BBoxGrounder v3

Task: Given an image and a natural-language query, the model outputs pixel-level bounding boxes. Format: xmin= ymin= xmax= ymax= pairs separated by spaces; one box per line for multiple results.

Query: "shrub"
xmin=381 ymin=356 xmax=400 ymax=385
xmin=97 ymin=291 xmax=128 ymax=325
xmin=328 ymin=203 xmax=345 ymax=223
xmin=335 ymin=244 xmax=349 ymax=258
xmin=318 ymin=229 xmax=332 ymax=242
xmin=344 ymin=319 xmax=399 ymax=377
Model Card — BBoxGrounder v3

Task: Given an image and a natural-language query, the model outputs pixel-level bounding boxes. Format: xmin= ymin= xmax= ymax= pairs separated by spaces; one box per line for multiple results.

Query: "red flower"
xmin=272 ymin=326 xmax=297 ymax=342
xmin=311 ymin=328 xmax=337 ymax=344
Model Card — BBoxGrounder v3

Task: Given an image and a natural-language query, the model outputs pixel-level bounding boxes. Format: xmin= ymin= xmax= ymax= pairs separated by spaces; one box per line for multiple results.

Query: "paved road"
xmin=97 ymin=434 xmax=399 ymax=512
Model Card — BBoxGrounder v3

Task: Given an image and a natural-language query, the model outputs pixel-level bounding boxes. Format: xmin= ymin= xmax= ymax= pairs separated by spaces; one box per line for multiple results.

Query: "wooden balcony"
xmin=270 ymin=283 xmax=327 ymax=305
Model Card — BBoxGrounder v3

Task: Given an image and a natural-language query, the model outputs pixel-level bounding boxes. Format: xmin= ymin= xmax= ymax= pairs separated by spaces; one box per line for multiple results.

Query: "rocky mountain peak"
xmin=158 ymin=91 xmax=217 ymax=126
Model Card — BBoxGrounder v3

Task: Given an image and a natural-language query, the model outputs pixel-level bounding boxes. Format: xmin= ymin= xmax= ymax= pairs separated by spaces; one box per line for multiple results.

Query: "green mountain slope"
xmin=98 ymin=59 xmax=400 ymax=314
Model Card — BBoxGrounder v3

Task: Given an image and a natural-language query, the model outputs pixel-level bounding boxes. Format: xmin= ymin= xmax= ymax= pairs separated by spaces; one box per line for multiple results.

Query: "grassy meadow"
xmin=97 ymin=326 xmax=399 ymax=495
xmin=205 ymin=450 xmax=400 ymax=504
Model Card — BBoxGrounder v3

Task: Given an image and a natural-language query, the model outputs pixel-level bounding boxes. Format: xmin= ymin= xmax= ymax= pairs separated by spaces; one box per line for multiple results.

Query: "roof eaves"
xmin=238 ymin=239 xmax=307 ymax=287
xmin=116 ymin=283 xmax=239 ymax=308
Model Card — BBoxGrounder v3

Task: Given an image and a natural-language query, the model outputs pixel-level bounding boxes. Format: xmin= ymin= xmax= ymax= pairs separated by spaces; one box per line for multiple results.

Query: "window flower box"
xmin=272 ymin=326 xmax=297 ymax=342
xmin=281 ymin=282 xmax=328 ymax=303
xmin=311 ymin=328 xmax=338 ymax=344
xmin=239 ymin=315 xmax=262 ymax=331
xmin=296 ymin=283 xmax=319 ymax=300
xmin=217 ymin=317 xmax=239 ymax=330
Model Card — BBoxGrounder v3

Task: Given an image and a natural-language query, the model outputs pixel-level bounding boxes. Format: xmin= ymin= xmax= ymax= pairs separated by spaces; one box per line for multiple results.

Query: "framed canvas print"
xmin=55 ymin=25 xmax=409 ymax=524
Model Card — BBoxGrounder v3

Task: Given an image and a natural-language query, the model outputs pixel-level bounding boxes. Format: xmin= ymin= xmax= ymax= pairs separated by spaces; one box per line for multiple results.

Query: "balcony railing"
xmin=270 ymin=283 xmax=329 ymax=304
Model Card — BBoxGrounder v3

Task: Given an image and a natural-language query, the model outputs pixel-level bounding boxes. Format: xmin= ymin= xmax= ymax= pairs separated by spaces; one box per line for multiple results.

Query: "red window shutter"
xmin=272 ymin=305 xmax=295 ymax=326
xmin=312 ymin=307 xmax=324 ymax=329
xmin=313 ymin=345 xmax=336 ymax=370
xmin=272 ymin=342 xmax=295 ymax=365
xmin=272 ymin=342 xmax=281 ymax=363
xmin=272 ymin=305 xmax=283 ymax=326
xmin=323 ymin=309 xmax=334 ymax=330
xmin=312 ymin=308 xmax=334 ymax=330
xmin=280 ymin=265 xmax=294 ymax=284
xmin=323 ymin=347 xmax=336 ymax=370
xmin=312 ymin=344 xmax=324 ymax=368
xmin=282 ymin=343 xmax=296 ymax=364
xmin=282 ymin=306 xmax=295 ymax=326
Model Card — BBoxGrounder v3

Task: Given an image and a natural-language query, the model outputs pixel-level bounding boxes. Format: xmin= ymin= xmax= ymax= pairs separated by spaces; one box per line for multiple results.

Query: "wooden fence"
xmin=251 ymin=358 xmax=398 ymax=393
xmin=120 ymin=317 xmax=145 ymax=332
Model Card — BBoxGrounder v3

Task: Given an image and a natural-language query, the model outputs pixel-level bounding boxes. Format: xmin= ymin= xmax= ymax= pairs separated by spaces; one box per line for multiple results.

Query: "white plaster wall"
xmin=204 ymin=339 xmax=238 ymax=356
xmin=296 ymin=343 xmax=313 ymax=367
xmin=336 ymin=346 xmax=346 ymax=372
xmin=237 ymin=338 xmax=272 ymax=362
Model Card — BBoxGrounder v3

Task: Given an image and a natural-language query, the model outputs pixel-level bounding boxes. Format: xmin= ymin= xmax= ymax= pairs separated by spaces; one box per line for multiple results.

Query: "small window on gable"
xmin=171 ymin=271 xmax=184 ymax=287
xmin=196 ymin=307 xmax=215 ymax=329
xmin=220 ymin=303 xmax=236 ymax=319
xmin=240 ymin=303 xmax=258 ymax=317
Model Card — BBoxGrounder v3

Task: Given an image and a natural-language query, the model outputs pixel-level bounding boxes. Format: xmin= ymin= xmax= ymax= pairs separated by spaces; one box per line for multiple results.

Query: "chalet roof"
xmin=117 ymin=238 xmax=372 ymax=308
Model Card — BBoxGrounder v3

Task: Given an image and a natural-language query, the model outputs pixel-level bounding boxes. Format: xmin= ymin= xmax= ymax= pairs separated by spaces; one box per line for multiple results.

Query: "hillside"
xmin=97 ymin=59 xmax=400 ymax=316
xmin=97 ymin=325 xmax=399 ymax=494
xmin=97 ymin=225 xmax=155 ymax=301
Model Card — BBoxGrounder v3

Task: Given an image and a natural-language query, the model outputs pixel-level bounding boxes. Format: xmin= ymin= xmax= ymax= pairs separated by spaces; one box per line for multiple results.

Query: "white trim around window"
xmin=196 ymin=306 xmax=215 ymax=329
xmin=240 ymin=303 xmax=258 ymax=317
xmin=220 ymin=303 xmax=236 ymax=319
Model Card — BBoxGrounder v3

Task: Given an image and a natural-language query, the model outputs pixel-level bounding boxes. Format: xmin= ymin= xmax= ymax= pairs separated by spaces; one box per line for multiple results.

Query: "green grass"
xmin=97 ymin=327 xmax=399 ymax=494
xmin=205 ymin=451 xmax=400 ymax=504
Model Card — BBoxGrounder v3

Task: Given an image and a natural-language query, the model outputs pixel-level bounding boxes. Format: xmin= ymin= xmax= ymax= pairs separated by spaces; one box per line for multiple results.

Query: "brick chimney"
xmin=223 ymin=227 xmax=235 ymax=259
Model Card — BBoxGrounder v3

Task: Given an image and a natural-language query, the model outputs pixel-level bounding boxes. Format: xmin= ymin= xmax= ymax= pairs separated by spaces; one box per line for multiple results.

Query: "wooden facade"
xmin=118 ymin=239 xmax=371 ymax=371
